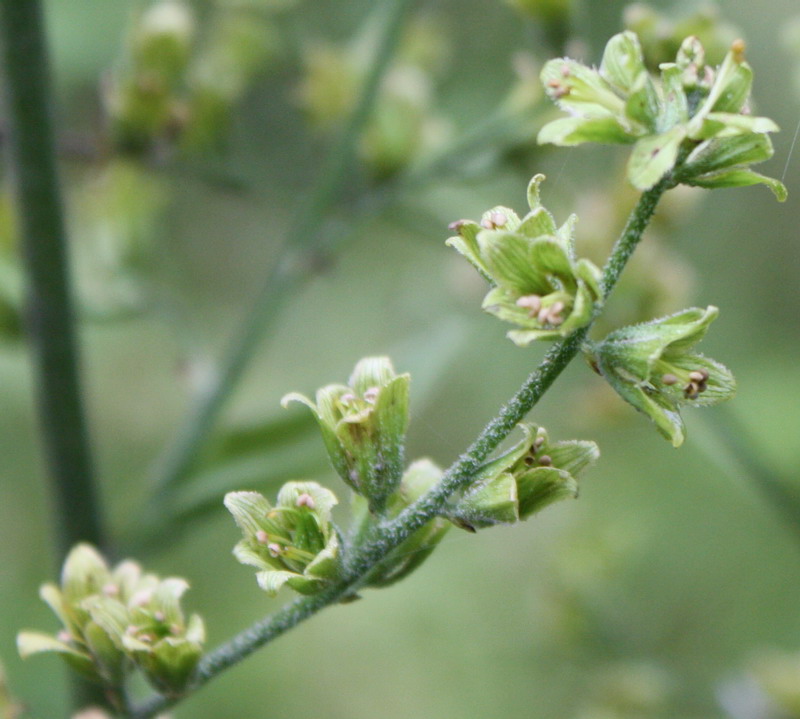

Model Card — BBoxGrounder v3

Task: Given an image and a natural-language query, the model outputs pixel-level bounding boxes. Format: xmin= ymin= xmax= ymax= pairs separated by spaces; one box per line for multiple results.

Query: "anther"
xmin=523 ymin=455 xmax=535 ymax=466
xmin=516 ymin=294 xmax=542 ymax=317
xmin=340 ymin=392 xmax=356 ymax=404
xmin=102 ymin=583 xmax=119 ymax=597
xmin=256 ymin=530 xmax=269 ymax=545
xmin=363 ymin=387 xmax=379 ymax=403
xmin=154 ymin=611 xmax=166 ymax=623
xmin=661 ymin=373 xmax=679 ymax=386
xmin=684 ymin=382 xmax=700 ymax=400
xmin=689 ymin=369 xmax=709 ymax=383
xmin=57 ymin=630 xmax=72 ymax=643
xmin=447 ymin=219 xmax=467 ymax=232
xmin=268 ymin=543 xmax=282 ymax=558
xmin=490 ymin=211 xmax=507 ymax=227
xmin=538 ymin=455 xmax=553 ymax=467
xmin=534 ymin=436 xmax=545 ymax=450
xmin=296 ymin=492 xmax=315 ymax=509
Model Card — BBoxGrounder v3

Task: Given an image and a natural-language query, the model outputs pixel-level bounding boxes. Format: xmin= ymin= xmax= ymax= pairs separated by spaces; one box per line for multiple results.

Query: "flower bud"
xmin=361 ymin=459 xmax=451 ymax=588
xmin=225 ymin=483 xmax=342 ymax=596
xmin=447 ymin=174 xmax=602 ymax=345
xmin=282 ymin=357 xmax=410 ymax=513
xmin=452 ymin=424 xmax=599 ymax=530
xmin=588 ymin=306 xmax=736 ymax=446
xmin=17 ymin=544 xmax=204 ymax=693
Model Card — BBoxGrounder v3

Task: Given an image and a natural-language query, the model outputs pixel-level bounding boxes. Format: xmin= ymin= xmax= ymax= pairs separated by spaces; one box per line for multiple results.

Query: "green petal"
xmin=17 ymin=631 xmax=85 ymax=660
xmin=657 ymin=64 xmax=689 ymax=131
xmin=479 ymin=232 xmax=552 ymax=293
xmin=224 ymin=491 xmax=273 ymax=537
xmin=538 ymin=115 xmax=635 ymax=147
xmin=304 ymin=534 xmax=341 ymax=581
xmin=515 ymin=466 xmax=578 ymax=519
xmin=545 ymin=440 xmax=600 ymax=476
xmin=231 ymin=540 xmax=272 ymax=571
xmin=668 ymin=354 xmax=737 ymax=406
xmin=480 ymin=206 xmax=521 ymax=232
xmin=607 ymin=377 xmax=686 ymax=447
xmin=526 ymin=173 xmax=547 ymax=212
xmin=255 ymin=569 xmax=298 ymax=596
xmin=600 ymin=31 xmax=647 ymax=93
xmin=540 ymin=58 xmax=627 ymax=117
xmin=276 ymin=480 xmax=338 ymax=520
xmin=506 ymin=327 xmax=564 ymax=345
xmin=691 ymin=113 xmax=779 ymax=140
xmin=349 ymin=356 xmax=397 ymax=395
xmin=624 ymin=71 xmax=659 ymax=132
xmin=627 ymin=126 xmax=686 ymax=190
xmin=518 ymin=207 xmax=557 ymax=239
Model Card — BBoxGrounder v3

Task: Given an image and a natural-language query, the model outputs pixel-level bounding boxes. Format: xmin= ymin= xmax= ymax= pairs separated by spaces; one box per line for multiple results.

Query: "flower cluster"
xmin=17 ymin=544 xmax=204 ymax=696
xmin=282 ymin=357 xmax=410 ymax=513
xmin=225 ymin=482 xmax=342 ymax=596
xmin=587 ymin=306 xmax=736 ymax=446
xmin=447 ymin=174 xmax=603 ymax=345
xmin=452 ymin=423 xmax=599 ymax=531
xmin=538 ymin=31 xmax=786 ymax=199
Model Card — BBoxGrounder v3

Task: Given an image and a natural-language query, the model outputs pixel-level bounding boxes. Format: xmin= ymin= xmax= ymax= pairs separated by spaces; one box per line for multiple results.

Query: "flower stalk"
xmin=129 ymin=168 xmax=673 ymax=719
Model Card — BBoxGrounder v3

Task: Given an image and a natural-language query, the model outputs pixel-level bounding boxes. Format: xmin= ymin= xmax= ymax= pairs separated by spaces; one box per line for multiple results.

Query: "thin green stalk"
xmin=0 ymin=0 xmax=107 ymax=711
xmin=0 ymin=2 xmax=105 ymax=557
xmin=147 ymin=0 xmax=419 ymax=502
xmin=130 ymin=173 xmax=672 ymax=719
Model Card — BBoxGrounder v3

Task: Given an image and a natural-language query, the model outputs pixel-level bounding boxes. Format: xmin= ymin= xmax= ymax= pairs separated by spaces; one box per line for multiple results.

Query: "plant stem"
xmin=129 ymin=172 xmax=672 ymax=719
xmin=0 ymin=0 xmax=107 ymax=711
xmin=0 ymin=1 xmax=105 ymax=557
xmin=147 ymin=0 xmax=419 ymax=501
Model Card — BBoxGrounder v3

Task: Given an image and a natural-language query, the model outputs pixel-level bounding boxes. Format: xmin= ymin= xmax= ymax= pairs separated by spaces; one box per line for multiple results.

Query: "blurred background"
xmin=2 ymin=0 xmax=800 ymax=716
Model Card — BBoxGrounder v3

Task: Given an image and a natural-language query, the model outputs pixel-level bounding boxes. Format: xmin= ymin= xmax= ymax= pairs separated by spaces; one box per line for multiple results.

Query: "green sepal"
xmin=627 ymin=126 xmax=686 ymax=190
xmin=679 ymin=132 xmax=774 ymax=178
xmin=624 ymin=72 xmax=660 ymax=132
xmin=684 ymin=168 xmax=788 ymax=201
xmin=454 ymin=472 xmax=519 ymax=529
xmin=16 ymin=631 xmax=99 ymax=681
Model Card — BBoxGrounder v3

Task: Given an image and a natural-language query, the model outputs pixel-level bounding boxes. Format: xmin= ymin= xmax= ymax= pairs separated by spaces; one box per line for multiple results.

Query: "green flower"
xmin=447 ymin=174 xmax=602 ymax=346
xmin=588 ymin=306 xmax=736 ymax=446
xmin=17 ymin=544 xmax=204 ymax=695
xmin=452 ymin=423 xmax=599 ymax=530
xmin=225 ymin=482 xmax=342 ymax=596
xmin=282 ymin=357 xmax=410 ymax=513
xmin=360 ymin=459 xmax=451 ymax=588
xmin=538 ymin=32 xmax=786 ymax=199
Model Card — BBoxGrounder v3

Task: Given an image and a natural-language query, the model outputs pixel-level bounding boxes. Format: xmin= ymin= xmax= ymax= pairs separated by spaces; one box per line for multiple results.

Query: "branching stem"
xmin=130 ymin=169 xmax=673 ymax=719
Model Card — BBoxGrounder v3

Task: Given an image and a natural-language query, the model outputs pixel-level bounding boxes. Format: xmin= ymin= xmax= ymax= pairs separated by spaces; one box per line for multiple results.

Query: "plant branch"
xmin=130 ymin=171 xmax=673 ymax=719
xmin=0 ymin=2 xmax=105 ymax=556
xmin=146 ymin=0 xmax=420 ymax=503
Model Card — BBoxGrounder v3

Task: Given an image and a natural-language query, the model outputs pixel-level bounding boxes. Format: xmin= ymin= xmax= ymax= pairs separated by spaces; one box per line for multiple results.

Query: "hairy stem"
xmin=0 ymin=0 xmax=107 ymax=710
xmin=147 ymin=0 xmax=419 ymax=504
xmin=130 ymin=172 xmax=672 ymax=719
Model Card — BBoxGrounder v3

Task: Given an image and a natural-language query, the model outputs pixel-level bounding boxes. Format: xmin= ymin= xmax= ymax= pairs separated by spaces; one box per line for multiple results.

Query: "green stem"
xmin=0 ymin=2 xmax=105 ymax=559
xmin=129 ymin=172 xmax=672 ymax=719
xmin=147 ymin=0 xmax=419 ymax=502
xmin=0 ymin=0 xmax=107 ymax=711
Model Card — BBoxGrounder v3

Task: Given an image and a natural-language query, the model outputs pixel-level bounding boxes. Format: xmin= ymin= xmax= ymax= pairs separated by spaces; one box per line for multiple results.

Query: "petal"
xmin=541 ymin=58 xmax=627 ymax=117
xmin=224 ymin=491 xmax=272 ymax=537
xmin=516 ymin=466 xmax=579 ymax=519
xmin=600 ymin=31 xmax=648 ymax=93
xmin=538 ymin=116 xmax=635 ymax=147
xmin=349 ymin=356 xmax=397 ymax=395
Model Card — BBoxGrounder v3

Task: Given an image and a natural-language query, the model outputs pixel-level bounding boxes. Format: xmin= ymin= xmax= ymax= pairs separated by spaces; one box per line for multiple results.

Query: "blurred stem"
xmin=129 ymin=170 xmax=673 ymax=719
xmin=0 ymin=0 xmax=105 ymax=555
xmin=147 ymin=0 xmax=419 ymax=501
xmin=696 ymin=407 xmax=800 ymax=544
xmin=0 ymin=0 xmax=107 ymax=710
